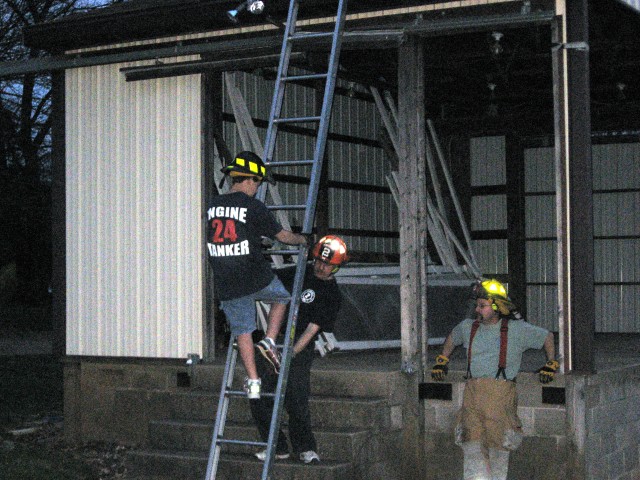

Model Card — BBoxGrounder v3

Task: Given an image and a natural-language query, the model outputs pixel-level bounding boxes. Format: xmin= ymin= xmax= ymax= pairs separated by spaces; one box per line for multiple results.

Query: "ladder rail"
xmin=204 ymin=338 xmax=237 ymax=480
xmin=261 ymin=248 xmax=309 ymax=479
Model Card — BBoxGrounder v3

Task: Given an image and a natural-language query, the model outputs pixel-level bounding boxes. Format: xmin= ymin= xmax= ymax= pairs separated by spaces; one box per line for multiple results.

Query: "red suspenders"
xmin=466 ymin=318 xmax=509 ymax=380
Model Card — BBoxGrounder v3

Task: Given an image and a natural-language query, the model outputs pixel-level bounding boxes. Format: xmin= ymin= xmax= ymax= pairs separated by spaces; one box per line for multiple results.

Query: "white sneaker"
xmin=299 ymin=450 xmax=320 ymax=464
xmin=255 ymin=449 xmax=290 ymax=461
xmin=243 ymin=377 xmax=261 ymax=399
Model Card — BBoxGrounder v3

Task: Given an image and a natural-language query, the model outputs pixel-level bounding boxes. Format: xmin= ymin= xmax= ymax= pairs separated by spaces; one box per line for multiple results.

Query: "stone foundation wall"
xmin=579 ymin=365 xmax=640 ymax=480
xmin=63 ymin=357 xmax=190 ymax=445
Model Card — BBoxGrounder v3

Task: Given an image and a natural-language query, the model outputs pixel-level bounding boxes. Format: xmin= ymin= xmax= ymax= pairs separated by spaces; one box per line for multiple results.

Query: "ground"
xmin=0 ymin=323 xmax=131 ymax=480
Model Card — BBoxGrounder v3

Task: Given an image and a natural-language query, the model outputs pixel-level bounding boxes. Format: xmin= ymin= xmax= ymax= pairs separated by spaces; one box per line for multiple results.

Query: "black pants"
xmin=250 ymin=347 xmax=316 ymax=454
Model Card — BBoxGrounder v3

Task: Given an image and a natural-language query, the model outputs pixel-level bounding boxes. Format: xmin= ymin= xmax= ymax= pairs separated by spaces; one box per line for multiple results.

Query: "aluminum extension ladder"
xmin=204 ymin=0 xmax=348 ymax=478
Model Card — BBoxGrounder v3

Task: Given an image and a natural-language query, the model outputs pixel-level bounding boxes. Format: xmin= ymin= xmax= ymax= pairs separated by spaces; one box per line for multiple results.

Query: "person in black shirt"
xmin=206 ymin=151 xmax=307 ymax=399
xmin=251 ymin=235 xmax=348 ymax=464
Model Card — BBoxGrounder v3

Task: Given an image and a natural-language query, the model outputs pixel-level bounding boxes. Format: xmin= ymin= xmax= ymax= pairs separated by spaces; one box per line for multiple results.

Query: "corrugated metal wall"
xmin=470 ymin=136 xmax=509 ymax=277
xmin=471 ymin=138 xmax=640 ymax=332
xmin=222 ymin=71 xmax=398 ymax=254
xmin=65 ymin=59 xmax=203 ymax=357
xmin=524 ymin=147 xmax=558 ymax=331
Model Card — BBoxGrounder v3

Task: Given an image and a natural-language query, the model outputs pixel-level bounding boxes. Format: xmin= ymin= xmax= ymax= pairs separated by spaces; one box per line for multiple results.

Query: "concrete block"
xmin=390 ymin=404 xmax=403 ymax=430
xmin=129 ymin=366 xmax=174 ymax=390
xmin=607 ymin=449 xmax=625 ymax=479
xmin=511 ymin=436 xmax=567 ymax=480
xmin=584 ymin=383 xmax=601 ymax=409
xmin=585 ymin=433 xmax=604 ymax=467
xmin=600 ymin=378 xmax=626 ymax=403
xmin=518 ymin=406 xmax=535 ymax=436
xmin=625 ymin=396 xmax=640 ymax=423
xmin=533 ymin=407 xmax=566 ymax=436
xmin=624 ymin=444 xmax=639 ymax=474
xmin=616 ymin=421 xmax=639 ymax=450
xmin=113 ymin=389 xmax=150 ymax=444
xmin=434 ymin=403 xmax=458 ymax=431
xmin=423 ymin=403 xmax=437 ymax=429
xmin=149 ymin=420 xmax=187 ymax=451
xmin=590 ymin=405 xmax=614 ymax=435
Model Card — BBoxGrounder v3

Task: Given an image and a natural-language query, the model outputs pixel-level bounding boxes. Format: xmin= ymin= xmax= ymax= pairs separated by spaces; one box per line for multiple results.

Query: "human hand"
xmin=538 ymin=360 xmax=559 ymax=384
xmin=431 ymin=354 xmax=449 ymax=381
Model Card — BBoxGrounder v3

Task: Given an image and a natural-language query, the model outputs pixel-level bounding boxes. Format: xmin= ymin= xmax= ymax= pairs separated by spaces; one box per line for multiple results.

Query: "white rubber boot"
xmin=462 ymin=441 xmax=491 ymax=480
xmin=488 ymin=448 xmax=510 ymax=480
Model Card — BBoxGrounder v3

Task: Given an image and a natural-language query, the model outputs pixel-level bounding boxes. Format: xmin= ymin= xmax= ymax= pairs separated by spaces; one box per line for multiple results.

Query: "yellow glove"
xmin=538 ymin=360 xmax=559 ymax=384
xmin=431 ymin=354 xmax=449 ymax=381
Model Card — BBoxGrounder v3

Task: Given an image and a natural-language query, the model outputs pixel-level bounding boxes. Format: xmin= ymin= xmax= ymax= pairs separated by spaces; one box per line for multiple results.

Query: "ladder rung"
xmin=273 ymin=116 xmax=321 ymax=124
xmin=282 ymin=73 xmax=328 ymax=82
xmin=289 ymin=31 xmax=333 ymax=41
xmin=266 ymin=204 xmax=307 ymax=211
xmin=265 ymin=248 xmax=304 ymax=256
xmin=265 ymin=160 xmax=314 ymax=167
xmin=226 ymin=389 xmax=278 ymax=398
xmin=216 ymin=438 xmax=268 ymax=448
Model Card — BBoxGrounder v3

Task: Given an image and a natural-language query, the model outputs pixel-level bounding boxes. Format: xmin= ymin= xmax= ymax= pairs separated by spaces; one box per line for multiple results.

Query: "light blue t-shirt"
xmin=451 ymin=318 xmax=549 ymax=380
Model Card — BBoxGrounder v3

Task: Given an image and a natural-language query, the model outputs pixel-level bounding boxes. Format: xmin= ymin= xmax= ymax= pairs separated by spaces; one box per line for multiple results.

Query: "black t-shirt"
xmin=276 ymin=265 xmax=342 ymax=350
xmin=206 ymin=191 xmax=282 ymax=301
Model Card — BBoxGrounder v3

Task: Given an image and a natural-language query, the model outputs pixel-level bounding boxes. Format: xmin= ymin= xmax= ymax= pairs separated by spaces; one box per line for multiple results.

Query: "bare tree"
xmin=0 ymin=0 xmax=115 ymax=307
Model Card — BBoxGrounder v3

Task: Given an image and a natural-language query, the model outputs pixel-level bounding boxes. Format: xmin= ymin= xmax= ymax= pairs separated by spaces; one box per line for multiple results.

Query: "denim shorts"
xmin=220 ymin=276 xmax=290 ymax=336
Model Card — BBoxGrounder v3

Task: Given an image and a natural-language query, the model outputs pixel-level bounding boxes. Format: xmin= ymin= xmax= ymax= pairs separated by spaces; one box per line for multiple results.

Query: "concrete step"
xmin=127 ymin=449 xmax=353 ymax=480
xmin=147 ymin=419 xmax=378 ymax=463
xmin=164 ymin=390 xmax=393 ymax=429
xmin=191 ymin=363 xmax=404 ymax=401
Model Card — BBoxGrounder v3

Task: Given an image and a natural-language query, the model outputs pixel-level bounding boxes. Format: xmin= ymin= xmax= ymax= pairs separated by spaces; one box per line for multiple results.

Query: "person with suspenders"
xmin=431 ymin=279 xmax=559 ymax=480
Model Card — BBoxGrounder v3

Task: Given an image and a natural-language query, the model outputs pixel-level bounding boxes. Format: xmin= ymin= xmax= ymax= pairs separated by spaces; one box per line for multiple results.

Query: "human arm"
xmin=293 ymin=322 xmax=321 ymax=356
xmin=275 ymin=229 xmax=308 ymax=246
xmin=538 ymin=332 xmax=559 ymax=384
xmin=431 ymin=333 xmax=455 ymax=381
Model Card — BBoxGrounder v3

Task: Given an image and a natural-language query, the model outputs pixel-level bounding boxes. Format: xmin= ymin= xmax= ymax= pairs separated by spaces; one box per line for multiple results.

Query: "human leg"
xmin=220 ymin=296 xmax=260 ymax=379
xmin=249 ymin=356 xmax=289 ymax=456
xmin=237 ymin=332 xmax=258 ymax=379
xmin=285 ymin=350 xmax=317 ymax=456
xmin=254 ymin=277 xmax=290 ymax=373
xmin=488 ymin=448 xmax=509 ymax=480
xmin=462 ymin=441 xmax=491 ymax=480
xmin=457 ymin=381 xmax=490 ymax=480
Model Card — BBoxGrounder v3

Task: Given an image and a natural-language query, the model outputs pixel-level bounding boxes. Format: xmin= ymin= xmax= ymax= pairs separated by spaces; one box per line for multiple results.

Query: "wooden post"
xmin=553 ymin=1 xmax=595 ymax=476
xmin=505 ymin=133 xmax=527 ymax=314
xmin=553 ymin=0 xmax=595 ymax=374
xmin=398 ymin=36 xmax=428 ymax=376
xmin=202 ymin=71 xmax=222 ymax=361
xmin=51 ymin=70 xmax=66 ymax=358
xmin=397 ymin=35 xmax=428 ymax=480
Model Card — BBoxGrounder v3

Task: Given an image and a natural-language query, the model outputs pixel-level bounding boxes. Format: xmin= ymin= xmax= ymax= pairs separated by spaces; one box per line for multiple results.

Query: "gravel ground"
xmin=1 ymin=417 xmax=132 ymax=480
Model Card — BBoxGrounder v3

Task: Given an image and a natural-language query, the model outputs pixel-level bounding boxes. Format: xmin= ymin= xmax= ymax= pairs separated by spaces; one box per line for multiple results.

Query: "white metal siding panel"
xmin=526 ymin=285 xmax=558 ymax=331
xmin=470 ymin=136 xmax=506 ymax=186
xmin=472 ymin=239 xmax=508 ymax=275
xmin=526 ymin=240 xmax=557 ymax=283
xmin=471 ymin=195 xmax=507 ymax=231
xmin=524 ymin=148 xmax=555 ymax=193
xmin=593 ymin=143 xmax=640 ymax=190
xmin=66 ymin=60 xmax=202 ymax=358
xmin=525 ymin=195 xmax=556 ymax=238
